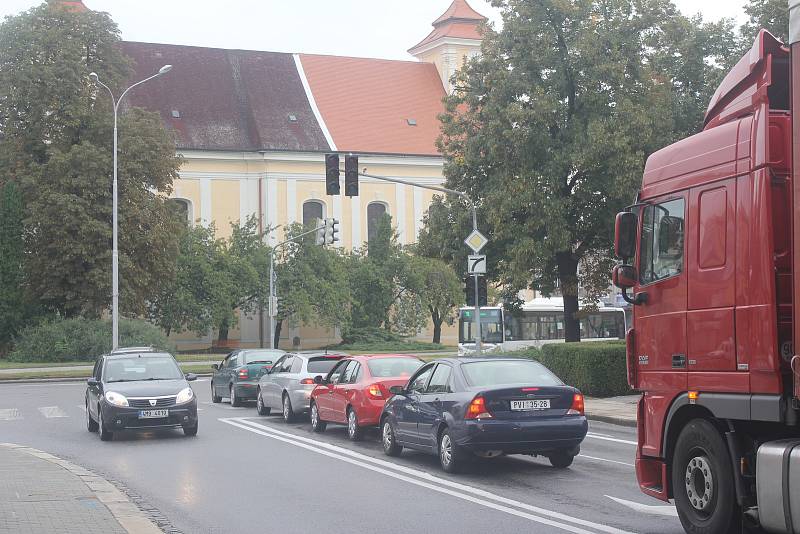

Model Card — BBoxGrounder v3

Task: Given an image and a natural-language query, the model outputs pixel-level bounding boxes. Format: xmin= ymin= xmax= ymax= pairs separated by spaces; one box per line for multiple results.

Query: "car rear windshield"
xmin=307 ymin=356 xmax=343 ymax=374
xmin=461 ymin=360 xmax=563 ymax=388
xmin=103 ymin=356 xmax=183 ymax=382
xmin=367 ymin=358 xmax=424 ymax=378
xmin=243 ymin=351 xmax=282 ymax=364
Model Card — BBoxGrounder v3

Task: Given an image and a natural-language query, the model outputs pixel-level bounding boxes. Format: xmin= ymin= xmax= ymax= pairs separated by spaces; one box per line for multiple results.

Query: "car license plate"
xmin=138 ymin=409 xmax=169 ymax=419
xmin=510 ymin=399 xmax=550 ymax=411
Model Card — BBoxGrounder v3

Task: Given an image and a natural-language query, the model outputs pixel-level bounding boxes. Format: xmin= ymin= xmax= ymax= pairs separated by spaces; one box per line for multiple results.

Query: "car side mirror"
xmin=389 ymin=385 xmax=405 ymax=396
xmin=313 ymin=375 xmax=324 ymax=385
xmin=614 ymin=211 xmax=638 ymax=260
xmin=185 ymin=373 xmax=197 ymax=381
xmin=212 ymin=363 xmax=219 ymax=371
xmin=87 ymin=377 xmax=98 ymax=387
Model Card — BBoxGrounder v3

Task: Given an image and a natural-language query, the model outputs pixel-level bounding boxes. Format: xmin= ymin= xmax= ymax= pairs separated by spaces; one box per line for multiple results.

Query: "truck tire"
xmin=672 ymin=419 xmax=740 ymax=534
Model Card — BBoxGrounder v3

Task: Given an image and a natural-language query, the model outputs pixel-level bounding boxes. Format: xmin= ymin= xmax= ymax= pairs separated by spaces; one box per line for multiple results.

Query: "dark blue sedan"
xmin=379 ymin=358 xmax=588 ymax=473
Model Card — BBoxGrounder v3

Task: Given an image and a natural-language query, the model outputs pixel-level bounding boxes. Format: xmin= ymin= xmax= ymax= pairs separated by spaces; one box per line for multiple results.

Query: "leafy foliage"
xmin=513 ymin=342 xmax=628 ymax=398
xmin=0 ymin=182 xmax=34 ymax=353
xmin=404 ymin=256 xmax=464 ymax=344
xmin=433 ymin=0 xmax=738 ymax=340
xmin=9 ymin=317 xmax=174 ymax=362
xmin=0 ymin=2 xmax=183 ymax=318
xmin=742 ymin=0 xmax=789 ymax=45
xmin=274 ymin=223 xmax=352 ymax=346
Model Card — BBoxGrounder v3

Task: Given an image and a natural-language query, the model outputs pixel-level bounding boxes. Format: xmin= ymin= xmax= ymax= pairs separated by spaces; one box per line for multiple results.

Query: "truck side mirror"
xmin=612 ymin=264 xmax=637 ymax=289
xmin=615 ymin=212 xmax=638 ymax=260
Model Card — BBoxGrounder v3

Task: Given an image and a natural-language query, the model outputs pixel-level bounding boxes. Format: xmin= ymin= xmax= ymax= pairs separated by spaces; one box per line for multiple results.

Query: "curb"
xmin=586 ymin=413 xmax=637 ymax=428
xmin=0 ymin=443 xmax=163 ymax=534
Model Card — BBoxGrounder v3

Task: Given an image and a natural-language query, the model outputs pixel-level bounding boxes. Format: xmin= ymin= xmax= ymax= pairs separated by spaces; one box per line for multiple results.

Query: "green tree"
xmin=0 ymin=2 xmax=183 ymax=318
xmin=407 ymin=256 xmax=464 ymax=344
xmin=0 ymin=182 xmax=30 ymax=352
xmin=435 ymin=0 xmax=735 ymax=341
xmin=742 ymin=0 xmax=789 ymax=45
xmin=273 ymin=224 xmax=351 ymax=348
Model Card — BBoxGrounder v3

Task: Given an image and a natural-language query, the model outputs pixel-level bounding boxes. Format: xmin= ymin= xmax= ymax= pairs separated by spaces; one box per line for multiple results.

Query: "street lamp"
xmin=89 ymin=65 xmax=173 ymax=349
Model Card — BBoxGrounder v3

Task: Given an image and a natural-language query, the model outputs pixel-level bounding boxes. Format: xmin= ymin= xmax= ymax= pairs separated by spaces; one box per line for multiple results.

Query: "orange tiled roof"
xmin=53 ymin=0 xmax=89 ymax=11
xmin=299 ymin=54 xmax=446 ymax=156
xmin=433 ymin=0 xmax=488 ymax=25
xmin=410 ymin=0 xmax=487 ymax=53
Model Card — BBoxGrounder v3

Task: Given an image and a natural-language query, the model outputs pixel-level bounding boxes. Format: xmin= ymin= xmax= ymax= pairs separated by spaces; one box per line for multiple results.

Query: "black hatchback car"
xmin=379 ymin=358 xmax=588 ymax=472
xmin=85 ymin=348 xmax=199 ymax=441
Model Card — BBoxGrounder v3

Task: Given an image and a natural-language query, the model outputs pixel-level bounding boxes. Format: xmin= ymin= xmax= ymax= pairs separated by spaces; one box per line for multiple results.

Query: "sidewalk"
xmin=0 ymin=444 xmax=161 ymax=534
xmin=585 ymin=395 xmax=639 ymax=427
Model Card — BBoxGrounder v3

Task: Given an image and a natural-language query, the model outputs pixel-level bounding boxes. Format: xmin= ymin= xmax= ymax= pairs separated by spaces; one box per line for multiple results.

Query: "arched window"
xmin=367 ymin=202 xmax=388 ymax=243
xmin=168 ymin=198 xmax=193 ymax=225
xmin=302 ymin=200 xmax=324 ymax=227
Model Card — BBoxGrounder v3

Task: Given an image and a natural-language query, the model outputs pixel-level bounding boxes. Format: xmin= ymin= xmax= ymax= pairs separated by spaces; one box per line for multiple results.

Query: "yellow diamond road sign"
xmin=465 ymin=230 xmax=488 ymax=253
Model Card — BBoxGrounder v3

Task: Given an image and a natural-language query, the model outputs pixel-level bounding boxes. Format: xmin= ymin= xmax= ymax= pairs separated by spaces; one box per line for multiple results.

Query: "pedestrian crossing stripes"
xmin=0 ymin=408 xmax=22 ymax=421
xmin=38 ymin=406 xmax=69 ymax=418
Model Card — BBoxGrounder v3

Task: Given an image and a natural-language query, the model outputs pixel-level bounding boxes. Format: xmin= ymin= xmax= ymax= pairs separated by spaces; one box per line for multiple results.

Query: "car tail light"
xmin=367 ymin=384 xmax=384 ymax=399
xmin=238 ymin=368 xmax=249 ymax=379
xmin=300 ymin=378 xmax=315 ymax=385
xmin=567 ymin=394 xmax=585 ymax=415
xmin=465 ymin=395 xmax=492 ymax=419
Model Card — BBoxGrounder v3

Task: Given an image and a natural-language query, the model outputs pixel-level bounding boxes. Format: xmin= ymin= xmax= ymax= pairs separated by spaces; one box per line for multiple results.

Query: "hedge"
xmin=9 ymin=318 xmax=175 ymax=362
xmin=510 ymin=341 xmax=629 ymax=398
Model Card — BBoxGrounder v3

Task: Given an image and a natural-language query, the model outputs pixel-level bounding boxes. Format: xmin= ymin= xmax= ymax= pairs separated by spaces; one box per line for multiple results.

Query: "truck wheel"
xmin=672 ymin=419 xmax=739 ymax=534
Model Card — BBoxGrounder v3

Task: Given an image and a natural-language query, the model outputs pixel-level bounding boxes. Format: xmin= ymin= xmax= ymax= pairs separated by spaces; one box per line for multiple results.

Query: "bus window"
xmin=580 ymin=311 xmax=625 ymax=340
xmin=459 ymin=309 xmax=504 ymax=343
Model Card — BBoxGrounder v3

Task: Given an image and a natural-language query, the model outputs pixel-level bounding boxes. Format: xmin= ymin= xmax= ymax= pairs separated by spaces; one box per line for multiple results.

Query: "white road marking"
xmin=606 ymin=496 xmax=678 ymax=517
xmin=586 ymin=433 xmax=637 ymax=446
xmin=224 ymin=417 xmax=634 ymax=534
xmin=579 ymin=455 xmax=634 ymax=467
xmin=38 ymin=406 xmax=68 ymax=418
xmin=0 ymin=409 xmax=22 ymax=421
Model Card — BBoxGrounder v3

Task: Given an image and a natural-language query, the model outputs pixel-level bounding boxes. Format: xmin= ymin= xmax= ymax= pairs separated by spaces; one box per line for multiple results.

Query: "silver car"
xmin=256 ymin=352 xmax=347 ymax=422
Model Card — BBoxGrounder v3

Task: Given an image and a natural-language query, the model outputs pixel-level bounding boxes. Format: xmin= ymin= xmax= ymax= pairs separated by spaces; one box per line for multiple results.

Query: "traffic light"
xmin=315 ymin=217 xmax=326 ymax=246
xmin=477 ymin=276 xmax=488 ymax=306
xmin=464 ymin=277 xmax=476 ymax=307
xmin=324 ymin=218 xmax=340 ymax=245
xmin=345 ymin=154 xmax=359 ymax=197
xmin=325 ymin=154 xmax=340 ymax=196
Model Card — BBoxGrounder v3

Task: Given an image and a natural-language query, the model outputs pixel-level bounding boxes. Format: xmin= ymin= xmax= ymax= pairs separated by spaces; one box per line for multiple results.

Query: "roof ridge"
xmin=432 ymin=0 xmax=488 ymax=26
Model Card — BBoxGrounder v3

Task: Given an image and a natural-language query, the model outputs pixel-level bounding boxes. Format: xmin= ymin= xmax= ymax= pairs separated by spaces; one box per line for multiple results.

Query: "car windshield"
xmin=367 ymin=358 xmax=424 ymax=378
xmin=103 ymin=356 xmax=183 ymax=382
xmin=242 ymin=350 xmax=282 ymax=364
xmin=461 ymin=360 xmax=563 ymax=387
xmin=307 ymin=356 xmax=343 ymax=373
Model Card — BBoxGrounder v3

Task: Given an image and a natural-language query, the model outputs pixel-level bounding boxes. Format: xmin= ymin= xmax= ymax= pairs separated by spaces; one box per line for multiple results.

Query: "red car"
xmin=309 ymin=354 xmax=424 ymax=440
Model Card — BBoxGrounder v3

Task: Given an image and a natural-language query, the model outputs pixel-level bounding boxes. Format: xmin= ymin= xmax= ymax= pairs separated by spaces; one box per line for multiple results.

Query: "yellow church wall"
xmin=210 ymin=180 xmax=240 ymax=238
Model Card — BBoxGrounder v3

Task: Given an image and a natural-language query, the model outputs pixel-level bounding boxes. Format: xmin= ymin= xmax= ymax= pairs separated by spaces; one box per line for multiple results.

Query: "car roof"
xmin=349 ymin=353 xmax=423 ymax=360
xmin=431 ymin=357 xmax=531 ymax=365
xmin=105 ymin=351 xmax=173 ymax=359
xmin=109 ymin=346 xmax=157 ymax=355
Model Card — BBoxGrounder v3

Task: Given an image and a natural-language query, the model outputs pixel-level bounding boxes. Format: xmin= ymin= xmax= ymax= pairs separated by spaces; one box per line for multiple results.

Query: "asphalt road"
xmin=0 ymin=380 xmax=684 ymax=534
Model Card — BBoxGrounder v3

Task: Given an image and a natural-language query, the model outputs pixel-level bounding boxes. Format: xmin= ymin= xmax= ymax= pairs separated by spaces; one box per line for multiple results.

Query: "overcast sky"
xmin=0 ymin=0 xmax=749 ymax=60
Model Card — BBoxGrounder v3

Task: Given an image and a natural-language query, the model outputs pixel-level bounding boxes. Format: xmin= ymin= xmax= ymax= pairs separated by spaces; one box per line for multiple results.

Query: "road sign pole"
xmin=473 ymin=274 xmax=482 ymax=355
xmin=269 ymin=252 xmax=275 ymax=349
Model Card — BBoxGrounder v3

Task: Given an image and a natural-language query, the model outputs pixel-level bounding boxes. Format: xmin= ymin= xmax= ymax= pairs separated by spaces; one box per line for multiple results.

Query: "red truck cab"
xmin=612 ymin=11 xmax=800 ymax=534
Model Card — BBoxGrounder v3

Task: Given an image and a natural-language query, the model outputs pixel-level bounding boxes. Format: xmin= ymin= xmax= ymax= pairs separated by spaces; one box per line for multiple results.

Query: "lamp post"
xmin=89 ymin=65 xmax=173 ymax=350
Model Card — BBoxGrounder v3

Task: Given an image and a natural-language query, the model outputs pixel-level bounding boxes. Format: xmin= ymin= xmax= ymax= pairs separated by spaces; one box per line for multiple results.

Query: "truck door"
xmin=686 ymin=180 xmax=737 ymax=378
xmin=635 ymin=194 xmax=688 ymax=458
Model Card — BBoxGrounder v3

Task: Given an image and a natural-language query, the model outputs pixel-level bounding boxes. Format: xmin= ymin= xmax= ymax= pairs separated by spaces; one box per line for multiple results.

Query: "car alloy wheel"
xmin=230 ymin=385 xmax=242 ymax=407
xmin=98 ymin=407 xmax=113 ymax=441
xmin=256 ymin=390 xmax=270 ymax=416
xmin=440 ymin=432 xmax=453 ymax=468
xmin=347 ymin=409 xmax=362 ymax=441
xmin=282 ymin=395 xmax=295 ymax=423
xmin=310 ymin=403 xmax=325 ymax=432
xmin=382 ymin=419 xmax=402 ymax=457
xmin=86 ymin=401 xmax=98 ymax=432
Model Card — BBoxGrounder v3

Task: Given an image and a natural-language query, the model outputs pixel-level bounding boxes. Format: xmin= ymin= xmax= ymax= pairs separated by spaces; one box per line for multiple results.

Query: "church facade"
xmin=102 ymin=0 xmax=487 ymax=349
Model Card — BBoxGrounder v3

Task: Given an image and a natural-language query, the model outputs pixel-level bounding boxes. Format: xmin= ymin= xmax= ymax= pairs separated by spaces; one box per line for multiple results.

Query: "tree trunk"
xmin=273 ymin=319 xmax=283 ymax=349
xmin=217 ymin=319 xmax=229 ymax=344
xmin=556 ymin=252 xmax=581 ymax=343
xmin=431 ymin=309 xmax=442 ymax=344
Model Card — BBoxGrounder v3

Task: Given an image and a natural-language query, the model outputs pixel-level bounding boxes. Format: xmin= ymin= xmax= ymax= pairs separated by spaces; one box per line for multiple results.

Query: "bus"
xmin=458 ymin=297 xmax=627 ymax=355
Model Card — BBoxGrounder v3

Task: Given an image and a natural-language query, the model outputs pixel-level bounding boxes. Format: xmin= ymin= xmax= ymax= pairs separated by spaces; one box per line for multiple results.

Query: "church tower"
xmin=50 ymin=0 xmax=89 ymax=12
xmin=409 ymin=0 xmax=487 ymax=94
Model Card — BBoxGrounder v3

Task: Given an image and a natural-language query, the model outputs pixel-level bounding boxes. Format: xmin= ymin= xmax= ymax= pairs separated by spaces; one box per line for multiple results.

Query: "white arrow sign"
xmin=605 ymin=496 xmax=678 ymax=517
xmin=468 ymin=255 xmax=486 ymax=275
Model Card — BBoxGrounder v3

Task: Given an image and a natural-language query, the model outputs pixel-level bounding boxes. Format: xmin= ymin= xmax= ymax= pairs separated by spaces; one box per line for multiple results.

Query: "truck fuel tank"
xmin=756 ymin=439 xmax=800 ymax=533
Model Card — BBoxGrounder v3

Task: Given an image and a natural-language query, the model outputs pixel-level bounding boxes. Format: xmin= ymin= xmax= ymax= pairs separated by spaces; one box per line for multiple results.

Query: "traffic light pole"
xmin=357 ymin=171 xmax=482 ymax=354
xmin=267 ymin=222 xmax=327 ymax=349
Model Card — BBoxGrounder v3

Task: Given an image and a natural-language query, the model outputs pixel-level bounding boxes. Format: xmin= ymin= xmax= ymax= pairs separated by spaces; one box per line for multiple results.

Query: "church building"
xmin=75 ymin=0 xmax=488 ymax=349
